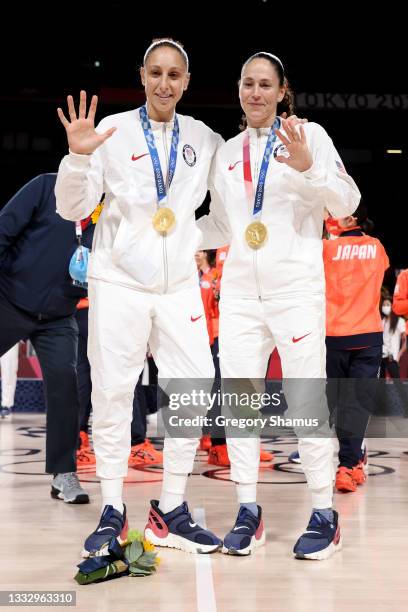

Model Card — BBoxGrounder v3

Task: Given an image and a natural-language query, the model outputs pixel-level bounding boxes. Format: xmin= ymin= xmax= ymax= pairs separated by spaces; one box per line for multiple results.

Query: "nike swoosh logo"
xmin=131 ymin=153 xmax=149 ymax=161
xmin=292 ymin=333 xmax=311 ymax=343
xmin=228 ymin=160 xmax=243 ymax=171
xmin=189 ymin=522 xmax=197 ymax=528
xmin=191 ymin=315 xmax=203 ymax=322
xmin=96 ymin=527 xmax=116 ymax=533
xmin=233 ymin=526 xmax=250 ymax=531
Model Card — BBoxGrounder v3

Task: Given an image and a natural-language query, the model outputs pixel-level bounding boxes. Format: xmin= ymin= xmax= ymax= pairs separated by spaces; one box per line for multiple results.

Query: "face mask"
xmin=382 ymin=305 xmax=391 ymax=316
xmin=325 ymin=218 xmax=343 ymax=237
xmin=69 ymin=245 xmax=90 ymax=289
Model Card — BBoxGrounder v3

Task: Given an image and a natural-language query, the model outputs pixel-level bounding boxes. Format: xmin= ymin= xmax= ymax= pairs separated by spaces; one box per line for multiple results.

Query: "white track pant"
xmin=0 ymin=343 xmax=19 ymax=407
xmin=219 ymin=294 xmax=334 ymax=507
xmin=88 ymin=279 xmax=214 ymax=480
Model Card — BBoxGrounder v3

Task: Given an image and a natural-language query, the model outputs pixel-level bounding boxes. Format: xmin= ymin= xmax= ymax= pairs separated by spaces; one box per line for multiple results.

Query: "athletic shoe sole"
xmin=50 ymin=486 xmax=89 ymax=504
xmin=222 ymin=530 xmax=266 ymax=556
xmin=335 ymin=482 xmax=357 ymax=493
xmin=144 ymin=528 xmax=221 ymax=554
xmin=294 ymin=538 xmax=342 ymax=561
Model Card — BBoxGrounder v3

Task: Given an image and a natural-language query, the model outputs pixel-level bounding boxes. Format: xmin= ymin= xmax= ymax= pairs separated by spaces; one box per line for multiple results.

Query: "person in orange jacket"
xmin=393 ymin=269 xmax=408 ymax=350
xmin=195 ymin=250 xmax=218 ymax=346
xmin=324 ymin=203 xmax=389 ymax=493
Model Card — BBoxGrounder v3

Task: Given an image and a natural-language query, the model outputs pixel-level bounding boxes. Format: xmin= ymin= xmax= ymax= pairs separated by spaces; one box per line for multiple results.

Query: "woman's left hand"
xmin=275 ymin=118 xmax=313 ymax=173
xmin=280 ymin=112 xmax=308 ymax=125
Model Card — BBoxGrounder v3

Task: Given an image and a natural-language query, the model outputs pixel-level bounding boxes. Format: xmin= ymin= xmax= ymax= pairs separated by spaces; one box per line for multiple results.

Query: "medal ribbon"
xmin=139 ymin=105 xmax=179 ymax=206
xmin=242 ymin=117 xmax=281 ymax=219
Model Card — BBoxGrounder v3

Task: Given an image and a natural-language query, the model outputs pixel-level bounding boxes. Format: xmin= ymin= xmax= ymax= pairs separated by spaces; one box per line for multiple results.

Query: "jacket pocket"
xmin=111 ymin=217 xmax=160 ymax=286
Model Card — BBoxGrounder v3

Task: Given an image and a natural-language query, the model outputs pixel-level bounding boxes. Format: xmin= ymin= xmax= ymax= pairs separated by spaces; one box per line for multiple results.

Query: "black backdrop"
xmin=1 ymin=1 xmax=406 ymax=274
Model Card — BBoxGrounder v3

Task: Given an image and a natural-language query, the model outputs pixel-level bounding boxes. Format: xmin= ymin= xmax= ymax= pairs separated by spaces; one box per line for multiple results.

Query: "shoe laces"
xmin=131 ymin=446 xmax=152 ymax=459
xmin=61 ymin=472 xmax=81 ymax=492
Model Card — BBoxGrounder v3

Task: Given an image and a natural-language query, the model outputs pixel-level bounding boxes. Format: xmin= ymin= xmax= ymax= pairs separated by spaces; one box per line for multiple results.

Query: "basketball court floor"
xmin=1 ymin=413 xmax=408 ymax=611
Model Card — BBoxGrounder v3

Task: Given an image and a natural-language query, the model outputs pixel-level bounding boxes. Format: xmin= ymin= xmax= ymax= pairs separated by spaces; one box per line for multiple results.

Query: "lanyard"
xmin=75 ymin=221 xmax=82 ymax=245
xmin=243 ymin=117 xmax=281 ymax=219
xmin=139 ymin=105 xmax=180 ymax=205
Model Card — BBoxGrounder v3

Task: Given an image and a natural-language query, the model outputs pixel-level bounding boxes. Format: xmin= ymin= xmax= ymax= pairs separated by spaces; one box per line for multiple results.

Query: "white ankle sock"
xmin=159 ymin=472 xmax=188 ymax=514
xmin=100 ymin=477 xmax=124 ymax=514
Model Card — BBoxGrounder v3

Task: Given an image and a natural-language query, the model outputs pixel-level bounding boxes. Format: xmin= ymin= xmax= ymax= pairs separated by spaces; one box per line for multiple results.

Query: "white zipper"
xmin=253 ymin=128 xmax=262 ymax=301
xmin=162 ymin=122 xmax=170 ymax=293
xmin=253 ymin=250 xmax=262 ymax=301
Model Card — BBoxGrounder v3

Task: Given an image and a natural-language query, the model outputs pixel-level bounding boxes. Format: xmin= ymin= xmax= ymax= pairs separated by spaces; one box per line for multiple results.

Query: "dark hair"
xmin=353 ymin=200 xmax=375 ymax=234
xmin=380 ymin=295 xmax=399 ymax=333
xmin=143 ymin=38 xmax=188 ymax=69
xmin=204 ymin=249 xmax=217 ymax=269
xmin=239 ymin=52 xmax=295 ymax=129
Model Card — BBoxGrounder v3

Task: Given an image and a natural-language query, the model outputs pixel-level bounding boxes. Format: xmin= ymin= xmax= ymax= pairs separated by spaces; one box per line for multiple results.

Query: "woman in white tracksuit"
xmin=56 ymin=39 xmax=224 ymax=555
xmin=198 ymin=52 xmax=361 ymax=559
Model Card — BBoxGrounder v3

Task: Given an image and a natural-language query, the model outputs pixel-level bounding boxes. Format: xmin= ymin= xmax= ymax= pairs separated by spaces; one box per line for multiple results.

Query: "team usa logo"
xmin=183 ymin=144 xmax=197 ymax=167
xmin=273 ymin=143 xmax=290 ymax=160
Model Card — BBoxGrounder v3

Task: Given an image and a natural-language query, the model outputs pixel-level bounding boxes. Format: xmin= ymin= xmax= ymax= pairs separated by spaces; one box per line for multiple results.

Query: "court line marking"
xmin=194 ymin=507 xmax=218 ymax=612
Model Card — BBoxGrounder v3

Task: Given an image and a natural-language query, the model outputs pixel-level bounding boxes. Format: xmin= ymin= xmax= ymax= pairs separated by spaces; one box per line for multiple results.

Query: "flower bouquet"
xmin=74 ymin=530 xmax=160 ymax=585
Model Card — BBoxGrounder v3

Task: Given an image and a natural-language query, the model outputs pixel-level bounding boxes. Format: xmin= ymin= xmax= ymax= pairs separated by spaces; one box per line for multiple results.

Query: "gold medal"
xmin=152 ymin=208 xmax=176 ymax=234
xmin=245 ymin=221 xmax=268 ymax=249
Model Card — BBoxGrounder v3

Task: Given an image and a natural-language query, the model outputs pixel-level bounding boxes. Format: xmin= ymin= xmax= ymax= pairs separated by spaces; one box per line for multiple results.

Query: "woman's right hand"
xmin=57 ymin=90 xmax=116 ymax=155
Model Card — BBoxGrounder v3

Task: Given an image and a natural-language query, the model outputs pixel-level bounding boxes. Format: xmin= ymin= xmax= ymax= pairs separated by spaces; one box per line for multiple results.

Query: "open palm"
xmin=57 ymin=90 xmax=116 ymax=155
xmin=275 ymin=118 xmax=313 ymax=173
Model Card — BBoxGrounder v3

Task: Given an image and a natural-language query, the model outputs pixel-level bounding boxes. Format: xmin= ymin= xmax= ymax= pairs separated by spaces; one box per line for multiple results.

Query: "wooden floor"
xmin=1 ymin=414 xmax=408 ymax=612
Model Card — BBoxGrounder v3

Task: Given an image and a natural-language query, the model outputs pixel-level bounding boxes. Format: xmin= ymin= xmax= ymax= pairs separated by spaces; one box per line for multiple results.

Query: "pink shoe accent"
xmin=255 ymin=519 xmax=264 ymax=540
xmin=120 ymin=519 xmax=129 ymax=541
xmin=145 ymin=507 xmax=169 ymax=539
xmin=333 ymin=524 xmax=341 ymax=545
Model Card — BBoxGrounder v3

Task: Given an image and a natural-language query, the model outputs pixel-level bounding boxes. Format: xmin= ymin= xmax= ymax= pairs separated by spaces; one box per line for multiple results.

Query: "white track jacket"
xmin=56 ymin=109 xmax=222 ymax=293
xmin=197 ymin=122 xmax=361 ymax=299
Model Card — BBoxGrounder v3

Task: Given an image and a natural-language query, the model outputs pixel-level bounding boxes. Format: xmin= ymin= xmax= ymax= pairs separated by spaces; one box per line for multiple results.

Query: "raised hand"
xmin=280 ymin=112 xmax=308 ymax=126
xmin=57 ymin=90 xmax=116 ymax=155
xmin=275 ymin=118 xmax=313 ymax=173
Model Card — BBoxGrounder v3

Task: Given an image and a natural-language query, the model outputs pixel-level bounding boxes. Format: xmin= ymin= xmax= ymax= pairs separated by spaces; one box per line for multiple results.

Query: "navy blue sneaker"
xmin=82 ymin=504 xmax=128 ymax=558
xmin=288 ymin=450 xmax=301 ymax=464
xmin=0 ymin=407 xmax=11 ymax=419
xmin=144 ymin=500 xmax=222 ymax=554
xmin=293 ymin=510 xmax=341 ymax=560
xmin=222 ymin=505 xmax=265 ymax=555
